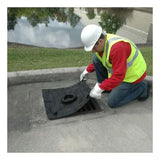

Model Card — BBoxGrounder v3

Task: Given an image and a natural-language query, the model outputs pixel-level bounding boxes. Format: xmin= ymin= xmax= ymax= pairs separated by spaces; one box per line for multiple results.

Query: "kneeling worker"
xmin=80 ymin=24 xmax=150 ymax=108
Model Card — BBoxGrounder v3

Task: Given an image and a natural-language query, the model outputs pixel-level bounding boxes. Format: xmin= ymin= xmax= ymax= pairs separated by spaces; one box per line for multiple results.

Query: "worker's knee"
xmin=107 ymin=101 xmax=117 ymax=108
xmin=107 ymin=97 xmax=120 ymax=108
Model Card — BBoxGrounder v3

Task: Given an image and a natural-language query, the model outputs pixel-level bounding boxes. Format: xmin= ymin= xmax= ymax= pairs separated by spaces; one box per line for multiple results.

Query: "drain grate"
xmin=71 ymin=98 xmax=102 ymax=117
xmin=42 ymin=81 xmax=102 ymax=120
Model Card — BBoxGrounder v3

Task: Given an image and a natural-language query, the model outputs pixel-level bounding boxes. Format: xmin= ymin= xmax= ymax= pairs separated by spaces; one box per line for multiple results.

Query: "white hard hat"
xmin=81 ymin=24 xmax=102 ymax=51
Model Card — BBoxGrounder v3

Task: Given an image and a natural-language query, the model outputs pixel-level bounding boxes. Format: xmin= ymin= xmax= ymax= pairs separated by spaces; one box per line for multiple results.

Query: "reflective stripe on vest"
xmin=105 ymin=36 xmax=139 ymax=74
xmin=95 ymin=34 xmax=147 ymax=82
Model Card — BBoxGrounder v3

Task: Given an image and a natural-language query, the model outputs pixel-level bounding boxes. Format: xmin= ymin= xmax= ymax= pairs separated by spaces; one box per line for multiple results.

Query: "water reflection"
xmin=8 ymin=8 xmax=80 ymax=30
xmin=8 ymin=16 xmax=84 ymax=48
xmin=8 ymin=8 xmax=133 ymax=48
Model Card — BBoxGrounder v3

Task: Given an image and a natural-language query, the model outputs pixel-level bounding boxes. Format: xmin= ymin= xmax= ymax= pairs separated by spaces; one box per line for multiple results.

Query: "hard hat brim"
xmin=84 ymin=43 xmax=95 ymax=52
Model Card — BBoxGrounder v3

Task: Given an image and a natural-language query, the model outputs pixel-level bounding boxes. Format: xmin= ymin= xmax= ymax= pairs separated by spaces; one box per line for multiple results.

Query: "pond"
xmin=7 ymin=8 xmax=133 ymax=48
xmin=8 ymin=16 xmax=84 ymax=48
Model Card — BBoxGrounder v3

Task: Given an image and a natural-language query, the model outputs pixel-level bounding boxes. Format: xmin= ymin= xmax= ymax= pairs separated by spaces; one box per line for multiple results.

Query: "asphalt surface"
xmin=8 ymin=67 xmax=152 ymax=152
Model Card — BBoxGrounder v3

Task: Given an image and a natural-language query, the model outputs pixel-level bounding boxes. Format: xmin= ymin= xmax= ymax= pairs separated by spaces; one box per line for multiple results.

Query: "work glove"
xmin=80 ymin=69 xmax=89 ymax=81
xmin=89 ymin=83 xmax=104 ymax=99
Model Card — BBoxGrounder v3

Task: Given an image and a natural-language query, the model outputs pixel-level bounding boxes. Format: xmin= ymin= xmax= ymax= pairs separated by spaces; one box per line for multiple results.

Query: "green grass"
xmin=7 ymin=44 xmax=153 ymax=75
xmin=8 ymin=46 xmax=93 ymax=71
xmin=139 ymin=46 xmax=153 ymax=75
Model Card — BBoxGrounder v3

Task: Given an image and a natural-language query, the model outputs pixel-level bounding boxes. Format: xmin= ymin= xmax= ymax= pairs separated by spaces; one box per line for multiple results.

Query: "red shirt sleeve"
xmin=99 ymin=41 xmax=131 ymax=90
xmin=86 ymin=63 xmax=95 ymax=73
xmin=86 ymin=51 xmax=103 ymax=73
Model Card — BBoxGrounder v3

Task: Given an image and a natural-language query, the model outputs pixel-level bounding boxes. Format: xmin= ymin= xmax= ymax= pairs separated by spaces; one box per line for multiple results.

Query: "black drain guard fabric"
xmin=42 ymin=81 xmax=91 ymax=120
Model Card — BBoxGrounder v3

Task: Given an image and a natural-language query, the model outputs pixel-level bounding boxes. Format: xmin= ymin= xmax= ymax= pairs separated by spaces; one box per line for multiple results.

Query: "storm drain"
xmin=42 ymin=81 xmax=102 ymax=120
xmin=71 ymin=98 xmax=101 ymax=117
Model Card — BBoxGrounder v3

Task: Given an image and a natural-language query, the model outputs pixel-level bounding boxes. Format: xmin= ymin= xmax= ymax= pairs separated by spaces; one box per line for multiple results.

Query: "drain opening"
xmin=69 ymin=98 xmax=102 ymax=117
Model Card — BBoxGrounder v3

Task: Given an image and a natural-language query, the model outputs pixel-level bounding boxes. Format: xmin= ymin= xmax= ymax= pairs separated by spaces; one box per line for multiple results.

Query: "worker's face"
xmin=92 ymin=39 xmax=104 ymax=53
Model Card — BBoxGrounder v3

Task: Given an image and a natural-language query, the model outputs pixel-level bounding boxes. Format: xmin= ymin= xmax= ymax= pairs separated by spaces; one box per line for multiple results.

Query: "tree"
xmin=7 ymin=8 xmax=80 ymax=30
xmin=85 ymin=8 xmax=133 ymax=33
xmin=99 ymin=12 xmax=126 ymax=34
xmin=86 ymin=8 xmax=96 ymax=20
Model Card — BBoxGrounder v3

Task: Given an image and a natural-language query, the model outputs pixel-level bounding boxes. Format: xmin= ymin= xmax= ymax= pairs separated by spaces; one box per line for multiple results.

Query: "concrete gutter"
xmin=8 ymin=67 xmax=86 ymax=86
xmin=8 ymin=67 xmax=152 ymax=86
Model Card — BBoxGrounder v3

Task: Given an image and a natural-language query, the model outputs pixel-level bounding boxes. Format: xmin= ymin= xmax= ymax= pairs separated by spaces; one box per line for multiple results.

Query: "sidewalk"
xmin=8 ymin=67 xmax=152 ymax=152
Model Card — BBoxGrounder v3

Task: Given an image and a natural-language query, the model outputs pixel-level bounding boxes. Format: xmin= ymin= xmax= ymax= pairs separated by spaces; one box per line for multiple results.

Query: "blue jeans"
xmin=92 ymin=54 xmax=147 ymax=108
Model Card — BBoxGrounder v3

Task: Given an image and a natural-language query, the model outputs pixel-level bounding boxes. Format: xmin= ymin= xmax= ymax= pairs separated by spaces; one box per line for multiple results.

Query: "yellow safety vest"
xmin=96 ymin=34 xmax=147 ymax=83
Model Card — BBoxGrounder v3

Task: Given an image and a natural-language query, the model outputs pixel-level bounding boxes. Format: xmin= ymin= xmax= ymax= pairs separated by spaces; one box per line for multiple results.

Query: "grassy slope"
xmin=8 ymin=45 xmax=152 ymax=75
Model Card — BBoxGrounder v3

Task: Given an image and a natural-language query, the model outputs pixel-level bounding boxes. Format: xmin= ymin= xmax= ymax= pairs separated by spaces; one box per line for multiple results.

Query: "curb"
xmin=8 ymin=67 xmax=152 ymax=86
xmin=8 ymin=67 xmax=86 ymax=86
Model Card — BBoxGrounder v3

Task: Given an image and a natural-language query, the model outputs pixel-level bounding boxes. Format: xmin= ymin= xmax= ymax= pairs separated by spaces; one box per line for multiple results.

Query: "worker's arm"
xmin=99 ymin=42 xmax=131 ymax=91
xmin=86 ymin=63 xmax=95 ymax=72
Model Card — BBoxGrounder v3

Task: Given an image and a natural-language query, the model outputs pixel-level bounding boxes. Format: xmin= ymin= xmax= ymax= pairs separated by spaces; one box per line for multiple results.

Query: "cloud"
xmin=8 ymin=17 xmax=84 ymax=48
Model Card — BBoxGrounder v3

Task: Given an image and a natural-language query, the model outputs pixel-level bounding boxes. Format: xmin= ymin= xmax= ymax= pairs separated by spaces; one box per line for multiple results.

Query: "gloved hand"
xmin=80 ymin=69 xmax=89 ymax=81
xmin=89 ymin=83 xmax=104 ymax=99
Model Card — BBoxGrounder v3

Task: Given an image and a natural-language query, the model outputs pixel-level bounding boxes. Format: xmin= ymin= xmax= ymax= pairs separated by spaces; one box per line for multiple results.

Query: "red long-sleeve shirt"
xmin=86 ymin=41 xmax=146 ymax=91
